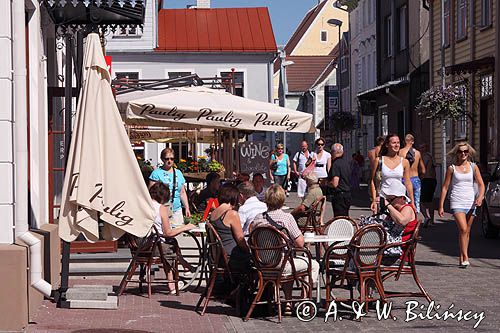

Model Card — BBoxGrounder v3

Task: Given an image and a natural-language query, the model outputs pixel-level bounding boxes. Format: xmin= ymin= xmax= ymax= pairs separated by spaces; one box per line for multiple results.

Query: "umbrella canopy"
xmin=59 ymin=33 xmax=155 ymax=242
xmin=116 ymin=86 xmax=315 ymax=133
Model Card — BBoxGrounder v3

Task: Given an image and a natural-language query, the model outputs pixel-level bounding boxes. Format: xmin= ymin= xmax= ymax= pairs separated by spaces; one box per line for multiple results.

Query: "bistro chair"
xmin=324 ymin=224 xmax=387 ymax=313
xmin=244 ymin=225 xmax=313 ymax=323
xmin=118 ymin=226 xmax=179 ymax=298
xmin=195 ymin=222 xmax=242 ymax=316
xmin=380 ymin=220 xmax=432 ymax=302
xmin=296 ymin=196 xmax=326 ymax=234
xmin=322 ymin=216 xmax=359 ymax=268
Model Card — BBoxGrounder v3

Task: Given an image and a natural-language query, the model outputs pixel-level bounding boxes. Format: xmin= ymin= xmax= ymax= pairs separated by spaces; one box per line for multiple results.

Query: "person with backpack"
xmin=439 ymin=142 xmax=485 ymax=268
xmin=292 ymin=140 xmax=312 ymax=199
xmin=399 ymin=134 xmax=426 ymax=214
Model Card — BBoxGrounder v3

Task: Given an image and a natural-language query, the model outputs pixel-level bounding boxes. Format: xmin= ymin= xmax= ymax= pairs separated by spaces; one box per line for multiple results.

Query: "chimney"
xmin=196 ymin=0 xmax=210 ymax=8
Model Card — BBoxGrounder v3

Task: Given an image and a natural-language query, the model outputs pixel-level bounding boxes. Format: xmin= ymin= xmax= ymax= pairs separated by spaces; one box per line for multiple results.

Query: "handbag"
xmin=270 ymin=155 xmax=278 ymax=172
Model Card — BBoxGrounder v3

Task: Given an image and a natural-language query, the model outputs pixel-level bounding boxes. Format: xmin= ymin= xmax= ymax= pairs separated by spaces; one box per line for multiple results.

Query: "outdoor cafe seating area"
xmin=116 ymin=199 xmax=432 ymax=322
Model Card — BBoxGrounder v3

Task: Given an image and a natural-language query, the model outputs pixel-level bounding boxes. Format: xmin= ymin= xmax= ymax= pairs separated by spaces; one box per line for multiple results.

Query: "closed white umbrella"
xmin=58 ymin=33 xmax=155 ymax=242
xmin=116 ymin=86 xmax=316 ymax=133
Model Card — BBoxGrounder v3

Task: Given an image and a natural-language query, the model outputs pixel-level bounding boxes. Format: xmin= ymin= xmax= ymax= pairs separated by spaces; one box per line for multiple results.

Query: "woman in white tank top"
xmin=370 ymin=134 xmax=414 ymax=213
xmin=439 ymin=142 xmax=485 ymax=268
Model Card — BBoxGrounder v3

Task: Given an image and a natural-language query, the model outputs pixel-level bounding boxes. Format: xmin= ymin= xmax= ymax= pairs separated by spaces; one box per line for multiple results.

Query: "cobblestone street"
xmin=29 ymin=188 xmax=500 ymax=332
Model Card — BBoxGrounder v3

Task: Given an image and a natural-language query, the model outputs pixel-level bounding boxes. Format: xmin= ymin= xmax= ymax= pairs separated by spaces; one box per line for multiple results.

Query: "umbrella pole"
xmin=235 ymin=130 xmax=240 ymax=174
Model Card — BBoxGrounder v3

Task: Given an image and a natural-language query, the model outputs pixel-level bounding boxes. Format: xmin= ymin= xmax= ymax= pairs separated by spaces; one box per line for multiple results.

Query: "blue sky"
xmin=163 ymin=0 xmax=320 ymax=45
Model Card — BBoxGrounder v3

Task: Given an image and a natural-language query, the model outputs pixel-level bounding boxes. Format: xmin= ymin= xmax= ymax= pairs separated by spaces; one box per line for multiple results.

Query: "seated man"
xmin=252 ymin=172 xmax=267 ymax=201
xmin=237 ymin=181 xmax=267 ymax=236
xmin=196 ymin=172 xmax=221 ymax=213
xmin=291 ymin=172 xmax=323 ymax=220
xmin=253 ymin=185 xmax=320 ymax=313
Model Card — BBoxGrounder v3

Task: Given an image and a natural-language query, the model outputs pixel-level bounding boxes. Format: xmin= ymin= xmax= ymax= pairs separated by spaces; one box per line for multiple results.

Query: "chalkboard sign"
xmin=239 ymin=141 xmax=271 ymax=175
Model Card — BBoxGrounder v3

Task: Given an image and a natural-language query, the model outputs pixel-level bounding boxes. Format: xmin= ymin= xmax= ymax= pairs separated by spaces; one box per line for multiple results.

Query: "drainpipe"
xmin=12 ymin=0 xmax=52 ymax=297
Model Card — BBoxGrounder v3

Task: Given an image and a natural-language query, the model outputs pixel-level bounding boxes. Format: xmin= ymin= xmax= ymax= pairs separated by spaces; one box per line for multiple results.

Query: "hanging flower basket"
xmin=416 ymin=85 xmax=467 ymax=121
xmin=330 ymin=111 xmax=356 ymax=134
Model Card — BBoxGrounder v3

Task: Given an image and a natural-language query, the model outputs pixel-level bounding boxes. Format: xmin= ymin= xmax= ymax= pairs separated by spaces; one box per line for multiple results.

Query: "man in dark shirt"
xmin=328 ymin=143 xmax=352 ymax=217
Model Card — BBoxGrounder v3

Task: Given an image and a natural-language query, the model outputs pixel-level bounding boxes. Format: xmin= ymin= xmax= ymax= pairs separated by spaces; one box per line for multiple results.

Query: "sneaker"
xmin=181 ymin=271 xmax=196 ymax=278
xmin=168 ymin=280 xmax=185 ymax=294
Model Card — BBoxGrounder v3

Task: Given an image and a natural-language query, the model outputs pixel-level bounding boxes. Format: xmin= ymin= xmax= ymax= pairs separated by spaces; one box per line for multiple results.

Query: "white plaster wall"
xmin=0 ymin=0 xmax=14 ymax=243
xmin=350 ymin=0 xmax=377 ymax=155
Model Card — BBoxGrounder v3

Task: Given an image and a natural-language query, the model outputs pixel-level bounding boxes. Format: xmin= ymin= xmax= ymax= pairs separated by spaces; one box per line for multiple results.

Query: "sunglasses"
xmin=163 ymin=157 xmax=175 ymax=161
xmin=316 ymin=143 xmax=325 ymax=146
xmin=458 ymin=150 xmax=469 ymax=155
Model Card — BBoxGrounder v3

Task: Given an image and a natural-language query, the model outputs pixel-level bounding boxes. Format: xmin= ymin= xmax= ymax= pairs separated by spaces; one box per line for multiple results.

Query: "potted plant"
xmin=416 ymin=85 xmax=467 ymax=121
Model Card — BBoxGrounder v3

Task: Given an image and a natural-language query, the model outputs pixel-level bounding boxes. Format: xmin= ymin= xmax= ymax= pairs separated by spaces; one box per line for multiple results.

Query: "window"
xmin=442 ymin=0 xmax=451 ymax=46
xmin=168 ymin=72 xmax=192 ymax=79
xmin=385 ymin=15 xmax=393 ymax=57
xmin=367 ymin=54 xmax=372 ymax=86
xmin=116 ymin=72 xmax=139 ymax=80
xmin=457 ymin=0 xmax=467 ymax=40
xmin=380 ymin=106 xmax=389 ymax=136
xmin=115 ymin=25 xmax=140 ymax=37
xmin=363 ymin=1 xmax=367 ymax=27
xmin=321 ymin=30 xmax=328 ymax=42
xmin=399 ymin=5 xmax=407 ymax=50
xmin=481 ymin=74 xmax=493 ymax=98
xmin=361 ymin=56 xmax=366 ymax=91
xmin=368 ymin=0 xmax=372 ymax=24
xmin=220 ymin=71 xmax=244 ymax=97
xmin=481 ymin=0 xmax=492 ymax=27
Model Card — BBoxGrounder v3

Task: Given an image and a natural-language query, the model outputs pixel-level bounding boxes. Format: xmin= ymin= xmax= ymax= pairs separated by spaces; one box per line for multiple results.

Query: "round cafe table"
xmin=304 ymin=234 xmax=352 ymax=304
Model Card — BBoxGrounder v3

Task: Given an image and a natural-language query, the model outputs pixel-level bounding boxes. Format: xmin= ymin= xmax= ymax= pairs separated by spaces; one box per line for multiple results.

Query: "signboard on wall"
xmin=325 ymin=85 xmax=339 ymax=118
xmin=239 ymin=141 xmax=271 ymax=175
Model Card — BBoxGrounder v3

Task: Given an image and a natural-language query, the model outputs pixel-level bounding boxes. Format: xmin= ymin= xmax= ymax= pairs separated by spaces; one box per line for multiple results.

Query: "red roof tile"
xmin=284 ymin=55 xmax=338 ymax=93
xmin=156 ymin=8 xmax=277 ymax=53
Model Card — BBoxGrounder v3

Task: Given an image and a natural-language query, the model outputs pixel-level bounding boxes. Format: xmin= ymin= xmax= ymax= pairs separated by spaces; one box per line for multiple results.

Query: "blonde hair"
xmin=265 ymin=184 xmax=286 ymax=211
xmin=405 ymin=134 xmax=414 ymax=142
xmin=448 ymin=141 xmax=476 ymax=163
xmin=304 ymin=171 xmax=318 ymax=186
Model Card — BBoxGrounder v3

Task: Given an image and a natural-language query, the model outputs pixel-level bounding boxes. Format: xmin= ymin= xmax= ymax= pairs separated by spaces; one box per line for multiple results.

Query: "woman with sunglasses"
xmin=269 ymin=143 xmax=291 ymax=196
xmin=149 ymin=148 xmax=191 ymax=227
xmin=439 ymin=142 xmax=485 ymax=268
xmin=311 ymin=137 xmax=331 ymax=195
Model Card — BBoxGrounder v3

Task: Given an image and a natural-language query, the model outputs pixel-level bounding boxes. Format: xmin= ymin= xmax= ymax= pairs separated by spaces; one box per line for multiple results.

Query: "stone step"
xmin=69 ymin=295 xmax=118 ymax=310
xmin=72 ymin=284 xmax=114 ymax=293
xmin=66 ymin=287 xmax=111 ymax=301
xmin=69 ymin=248 xmax=132 ymax=263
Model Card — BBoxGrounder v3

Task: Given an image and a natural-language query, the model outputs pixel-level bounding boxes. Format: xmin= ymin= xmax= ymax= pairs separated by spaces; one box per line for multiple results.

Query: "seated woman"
xmin=196 ymin=172 xmax=221 ymax=213
xmin=149 ymin=183 xmax=196 ymax=292
xmin=209 ymin=183 xmax=251 ymax=273
xmin=252 ymin=184 xmax=320 ymax=313
xmin=380 ymin=195 xmax=417 ymax=265
xmin=291 ymin=172 xmax=323 ymax=220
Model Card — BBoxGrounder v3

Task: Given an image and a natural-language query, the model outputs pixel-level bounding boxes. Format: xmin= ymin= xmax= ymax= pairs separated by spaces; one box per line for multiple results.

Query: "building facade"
xmin=106 ymin=2 xmax=277 ymax=165
xmin=429 ymin=0 xmax=498 ymax=173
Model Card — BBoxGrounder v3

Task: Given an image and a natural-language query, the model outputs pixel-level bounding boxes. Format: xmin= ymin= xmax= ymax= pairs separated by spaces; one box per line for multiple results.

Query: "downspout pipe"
xmin=12 ymin=0 xmax=52 ymax=297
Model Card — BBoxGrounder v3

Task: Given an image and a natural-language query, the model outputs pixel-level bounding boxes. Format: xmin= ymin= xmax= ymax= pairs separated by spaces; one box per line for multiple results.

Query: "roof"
xmin=156 ymin=8 xmax=277 ymax=53
xmin=284 ymin=0 xmax=328 ymax=56
xmin=285 ymin=55 xmax=338 ymax=93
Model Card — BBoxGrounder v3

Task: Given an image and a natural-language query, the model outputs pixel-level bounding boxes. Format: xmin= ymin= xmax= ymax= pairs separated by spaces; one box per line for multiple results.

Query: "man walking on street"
xmin=328 ymin=143 xmax=352 ymax=217
xmin=399 ymin=134 xmax=426 ymax=213
xmin=293 ymin=140 xmax=312 ymax=199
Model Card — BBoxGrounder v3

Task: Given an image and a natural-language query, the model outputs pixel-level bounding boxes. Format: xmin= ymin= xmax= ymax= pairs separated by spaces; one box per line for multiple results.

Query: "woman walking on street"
xmin=269 ymin=143 xmax=291 ymax=196
xmin=438 ymin=142 xmax=485 ymax=268
xmin=311 ymin=137 xmax=331 ymax=195
xmin=370 ymin=134 xmax=414 ymax=213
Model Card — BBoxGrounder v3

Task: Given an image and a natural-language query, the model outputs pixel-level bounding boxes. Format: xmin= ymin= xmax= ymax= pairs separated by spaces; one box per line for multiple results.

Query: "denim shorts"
xmin=451 ymin=207 xmax=477 ymax=216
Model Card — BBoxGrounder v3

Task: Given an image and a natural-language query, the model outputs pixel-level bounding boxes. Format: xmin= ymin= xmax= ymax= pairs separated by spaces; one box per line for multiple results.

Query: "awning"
xmin=42 ymin=0 xmax=146 ymax=32
xmin=356 ymin=78 xmax=409 ymax=100
xmin=444 ymin=57 xmax=495 ymax=75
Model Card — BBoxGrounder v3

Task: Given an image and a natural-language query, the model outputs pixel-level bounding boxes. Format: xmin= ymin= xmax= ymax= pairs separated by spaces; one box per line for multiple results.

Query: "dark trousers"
xmin=330 ymin=192 xmax=352 ymax=217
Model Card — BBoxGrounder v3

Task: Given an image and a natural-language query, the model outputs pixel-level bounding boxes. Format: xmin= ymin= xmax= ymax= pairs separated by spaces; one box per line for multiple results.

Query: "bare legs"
xmin=421 ymin=201 xmax=435 ymax=224
xmin=453 ymin=212 xmax=475 ymax=264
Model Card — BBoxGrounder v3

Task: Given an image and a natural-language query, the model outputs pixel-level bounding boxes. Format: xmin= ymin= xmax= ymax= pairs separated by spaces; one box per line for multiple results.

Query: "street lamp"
xmin=279 ymin=49 xmax=294 ymax=151
xmin=327 ymin=19 xmax=343 ymax=141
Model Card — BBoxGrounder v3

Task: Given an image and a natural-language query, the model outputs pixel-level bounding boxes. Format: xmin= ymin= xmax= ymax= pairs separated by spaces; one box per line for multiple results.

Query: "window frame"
xmin=442 ymin=0 xmax=451 ymax=47
xmin=456 ymin=0 xmax=468 ymax=41
xmin=385 ymin=15 xmax=393 ymax=57
xmin=480 ymin=0 xmax=492 ymax=28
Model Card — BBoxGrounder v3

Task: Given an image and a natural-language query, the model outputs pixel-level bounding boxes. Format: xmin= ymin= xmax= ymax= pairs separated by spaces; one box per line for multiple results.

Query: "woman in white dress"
xmin=311 ymin=137 xmax=331 ymax=195
xmin=438 ymin=142 xmax=485 ymax=268
xmin=370 ymin=133 xmax=414 ymax=213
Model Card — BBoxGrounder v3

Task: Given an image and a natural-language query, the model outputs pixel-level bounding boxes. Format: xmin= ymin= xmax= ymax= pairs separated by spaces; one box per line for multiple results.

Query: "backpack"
xmin=405 ymin=148 xmax=416 ymax=166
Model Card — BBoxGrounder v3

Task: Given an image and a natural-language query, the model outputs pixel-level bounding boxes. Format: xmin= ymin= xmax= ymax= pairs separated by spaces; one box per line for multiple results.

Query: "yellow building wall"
xmin=291 ymin=0 xmax=349 ymax=56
